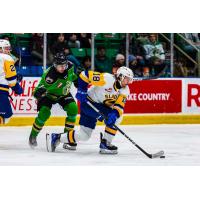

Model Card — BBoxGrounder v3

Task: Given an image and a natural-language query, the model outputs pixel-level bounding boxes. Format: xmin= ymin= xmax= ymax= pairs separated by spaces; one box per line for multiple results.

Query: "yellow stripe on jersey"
xmin=0 ymin=87 xmax=9 ymax=92
xmin=113 ymin=94 xmax=127 ymax=116
xmin=79 ymin=72 xmax=90 ymax=83
xmin=8 ymin=82 xmax=16 ymax=87
xmin=4 ymin=59 xmax=16 ymax=79
xmin=114 ymin=94 xmax=127 ymax=108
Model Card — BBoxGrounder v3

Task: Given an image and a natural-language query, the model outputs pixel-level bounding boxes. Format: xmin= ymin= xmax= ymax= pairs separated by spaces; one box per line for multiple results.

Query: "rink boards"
xmin=5 ymin=77 xmax=200 ymax=126
xmin=4 ymin=114 xmax=200 ymax=126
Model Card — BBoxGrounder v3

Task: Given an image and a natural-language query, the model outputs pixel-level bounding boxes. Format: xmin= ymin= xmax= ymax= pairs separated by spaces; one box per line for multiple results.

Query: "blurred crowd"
xmin=0 ymin=33 xmax=200 ymax=77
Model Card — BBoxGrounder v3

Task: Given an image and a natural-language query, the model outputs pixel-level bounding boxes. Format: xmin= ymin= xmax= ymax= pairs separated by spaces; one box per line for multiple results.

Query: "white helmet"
xmin=116 ymin=66 xmax=134 ymax=84
xmin=0 ymin=39 xmax=11 ymax=53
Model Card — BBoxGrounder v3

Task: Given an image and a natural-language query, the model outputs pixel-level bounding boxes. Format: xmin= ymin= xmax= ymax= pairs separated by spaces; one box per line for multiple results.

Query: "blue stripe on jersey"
xmin=6 ymin=75 xmax=17 ymax=81
xmin=78 ymin=76 xmax=89 ymax=91
xmin=114 ymin=103 xmax=124 ymax=110
xmin=0 ymin=84 xmax=9 ymax=89
xmin=85 ymin=70 xmax=89 ymax=78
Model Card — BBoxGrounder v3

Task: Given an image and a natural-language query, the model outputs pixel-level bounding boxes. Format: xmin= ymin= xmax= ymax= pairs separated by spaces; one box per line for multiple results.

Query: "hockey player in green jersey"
xmin=29 ymin=52 xmax=78 ymax=149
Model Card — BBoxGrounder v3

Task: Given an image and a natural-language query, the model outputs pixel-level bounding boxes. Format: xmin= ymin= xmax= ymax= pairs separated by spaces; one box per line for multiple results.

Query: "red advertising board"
xmin=10 ymin=78 xmax=38 ymax=115
xmin=124 ymin=80 xmax=182 ymax=113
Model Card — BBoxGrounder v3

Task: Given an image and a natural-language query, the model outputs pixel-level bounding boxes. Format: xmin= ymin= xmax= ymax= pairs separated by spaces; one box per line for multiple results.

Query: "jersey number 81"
xmin=93 ymin=75 xmax=100 ymax=82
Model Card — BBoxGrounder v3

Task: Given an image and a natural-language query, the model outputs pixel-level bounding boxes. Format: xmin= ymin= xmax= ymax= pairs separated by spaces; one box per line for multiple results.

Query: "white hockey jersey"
xmin=0 ymin=53 xmax=17 ymax=93
xmin=79 ymin=71 xmax=130 ymax=116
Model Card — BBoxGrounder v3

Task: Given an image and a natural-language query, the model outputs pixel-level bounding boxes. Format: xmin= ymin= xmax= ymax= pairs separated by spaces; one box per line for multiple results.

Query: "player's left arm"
xmin=4 ymin=59 xmax=23 ymax=95
xmin=4 ymin=59 xmax=17 ymax=87
xmin=105 ymin=88 xmax=129 ymax=126
xmin=113 ymin=94 xmax=127 ymax=117
xmin=76 ymin=70 xmax=106 ymax=103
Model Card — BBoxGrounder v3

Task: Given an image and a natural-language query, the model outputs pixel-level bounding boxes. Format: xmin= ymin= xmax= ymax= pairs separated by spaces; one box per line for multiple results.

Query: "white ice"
xmin=0 ymin=125 xmax=199 ymax=166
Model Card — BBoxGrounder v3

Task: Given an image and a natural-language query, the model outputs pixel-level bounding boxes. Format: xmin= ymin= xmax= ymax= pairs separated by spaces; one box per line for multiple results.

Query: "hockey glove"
xmin=16 ymin=74 xmax=23 ymax=83
xmin=34 ymin=87 xmax=47 ymax=99
xmin=76 ymin=89 xmax=88 ymax=103
xmin=105 ymin=110 xmax=118 ymax=126
xmin=11 ymin=82 xmax=23 ymax=95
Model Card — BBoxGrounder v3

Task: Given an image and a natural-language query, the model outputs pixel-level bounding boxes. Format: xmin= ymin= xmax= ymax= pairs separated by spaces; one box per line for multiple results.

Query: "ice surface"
xmin=0 ymin=125 xmax=199 ymax=166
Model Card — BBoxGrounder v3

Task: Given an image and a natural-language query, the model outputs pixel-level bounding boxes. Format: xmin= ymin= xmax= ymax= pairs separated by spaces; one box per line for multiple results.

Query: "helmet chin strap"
xmin=115 ymin=78 xmax=123 ymax=89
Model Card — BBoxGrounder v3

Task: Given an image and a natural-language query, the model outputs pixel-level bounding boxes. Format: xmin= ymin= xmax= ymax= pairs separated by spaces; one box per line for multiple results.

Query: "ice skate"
xmin=99 ymin=133 xmax=118 ymax=154
xmin=46 ymin=133 xmax=61 ymax=152
xmin=29 ymin=134 xmax=38 ymax=148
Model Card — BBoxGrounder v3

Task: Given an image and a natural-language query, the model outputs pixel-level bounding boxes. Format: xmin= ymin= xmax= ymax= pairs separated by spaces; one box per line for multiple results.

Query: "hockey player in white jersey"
xmin=46 ymin=66 xmax=133 ymax=154
xmin=0 ymin=39 xmax=23 ymax=125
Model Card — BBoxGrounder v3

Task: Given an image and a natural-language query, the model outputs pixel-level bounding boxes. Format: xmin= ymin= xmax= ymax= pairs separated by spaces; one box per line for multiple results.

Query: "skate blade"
xmin=46 ymin=133 xmax=54 ymax=152
xmin=29 ymin=142 xmax=37 ymax=149
xmin=63 ymin=144 xmax=77 ymax=151
xmin=99 ymin=149 xmax=118 ymax=155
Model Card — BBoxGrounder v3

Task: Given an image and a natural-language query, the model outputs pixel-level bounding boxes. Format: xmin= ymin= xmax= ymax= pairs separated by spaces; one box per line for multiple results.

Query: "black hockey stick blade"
xmin=150 ymin=150 xmax=165 ymax=159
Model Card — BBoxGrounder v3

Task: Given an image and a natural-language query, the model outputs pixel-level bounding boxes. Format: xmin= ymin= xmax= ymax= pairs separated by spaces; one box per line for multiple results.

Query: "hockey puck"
xmin=160 ymin=156 xmax=165 ymax=159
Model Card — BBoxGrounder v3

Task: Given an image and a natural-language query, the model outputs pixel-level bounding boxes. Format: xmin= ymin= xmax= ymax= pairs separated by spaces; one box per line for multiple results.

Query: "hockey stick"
xmin=86 ymin=101 xmax=165 ymax=159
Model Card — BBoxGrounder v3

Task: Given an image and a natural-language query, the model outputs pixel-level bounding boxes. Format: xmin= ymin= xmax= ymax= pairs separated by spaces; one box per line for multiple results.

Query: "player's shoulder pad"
xmin=103 ymin=73 xmax=115 ymax=81
xmin=0 ymin=53 xmax=14 ymax=62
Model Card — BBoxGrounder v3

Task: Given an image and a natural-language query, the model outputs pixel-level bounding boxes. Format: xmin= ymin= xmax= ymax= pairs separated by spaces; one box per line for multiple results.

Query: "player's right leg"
xmin=47 ymin=101 xmax=98 ymax=152
xmin=29 ymin=97 xmax=52 ymax=148
xmin=58 ymin=94 xmax=78 ymax=150
xmin=60 ymin=112 xmax=97 ymax=148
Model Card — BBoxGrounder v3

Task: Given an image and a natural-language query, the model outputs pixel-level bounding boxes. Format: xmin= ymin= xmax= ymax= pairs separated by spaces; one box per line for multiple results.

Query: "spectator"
xmin=72 ymin=56 xmax=91 ymax=76
xmin=180 ymin=33 xmax=200 ymax=65
xmin=31 ymin=33 xmax=53 ymax=66
xmin=67 ymin=54 xmax=82 ymax=74
xmin=119 ymin=34 xmax=145 ymax=66
xmin=119 ymin=34 xmax=134 ymax=55
xmin=67 ymin=33 xmax=80 ymax=48
xmin=183 ymin=33 xmax=200 ymax=48
xmin=51 ymin=33 xmax=70 ymax=55
xmin=82 ymin=56 xmax=91 ymax=70
xmin=143 ymin=33 xmax=166 ymax=75
xmin=133 ymin=33 xmax=148 ymax=64
xmin=112 ymin=54 xmax=125 ymax=74
xmin=94 ymin=46 xmax=112 ymax=73
xmin=129 ymin=54 xmax=149 ymax=77
xmin=135 ymin=33 xmax=149 ymax=46
xmin=78 ymin=33 xmax=91 ymax=48
xmin=173 ymin=59 xmax=188 ymax=77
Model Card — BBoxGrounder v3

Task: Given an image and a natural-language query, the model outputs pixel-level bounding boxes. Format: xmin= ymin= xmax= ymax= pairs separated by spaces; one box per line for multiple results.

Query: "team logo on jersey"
xmin=105 ymin=88 xmax=112 ymax=92
xmin=105 ymin=94 xmax=118 ymax=99
xmin=46 ymin=77 xmax=53 ymax=83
